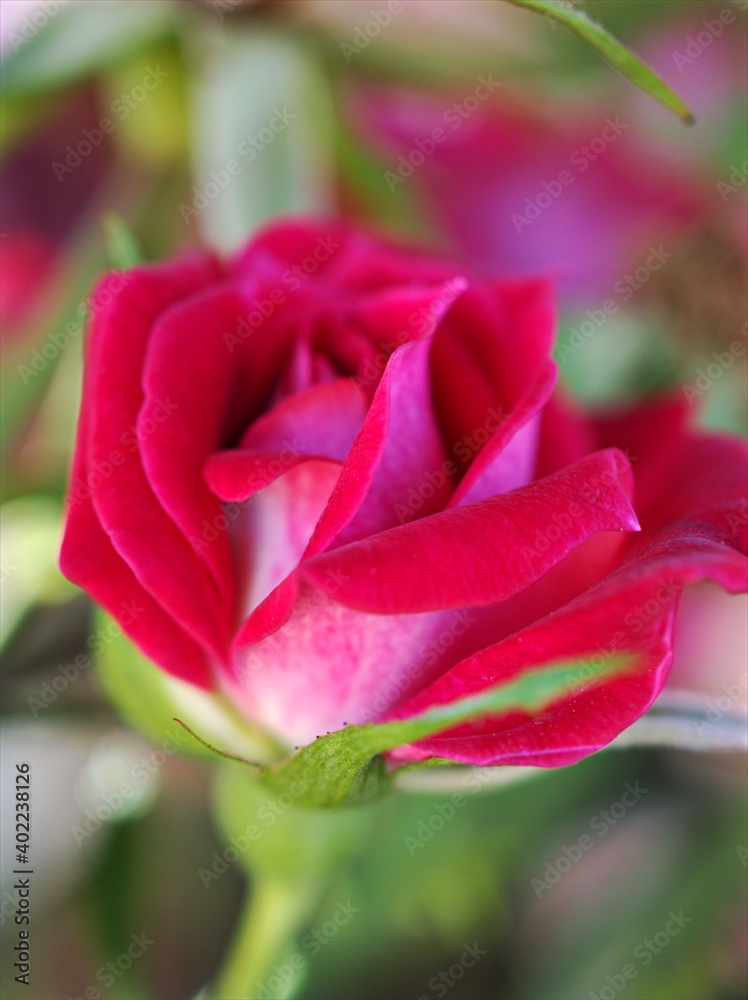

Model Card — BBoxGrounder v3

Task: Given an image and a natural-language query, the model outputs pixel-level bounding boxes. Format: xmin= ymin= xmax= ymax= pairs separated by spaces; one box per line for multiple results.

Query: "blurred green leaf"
xmin=0 ymin=495 xmax=74 ymax=647
xmin=187 ymin=26 xmax=335 ymax=250
xmin=505 ymin=0 xmax=695 ymax=124
xmin=102 ymin=47 xmax=189 ymax=170
xmin=103 ymin=213 xmax=144 ymax=269
xmin=555 ymin=310 xmax=677 ymax=407
xmin=95 ymin=609 xmax=281 ymax=764
xmin=0 ymin=0 xmax=176 ymax=96
xmin=215 ymin=763 xmax=377 ymax=886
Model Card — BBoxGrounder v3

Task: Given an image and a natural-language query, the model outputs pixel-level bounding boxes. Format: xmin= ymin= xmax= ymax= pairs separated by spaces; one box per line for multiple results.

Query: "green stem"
xmin=210 ymin=879 xmax=319 ymax=1000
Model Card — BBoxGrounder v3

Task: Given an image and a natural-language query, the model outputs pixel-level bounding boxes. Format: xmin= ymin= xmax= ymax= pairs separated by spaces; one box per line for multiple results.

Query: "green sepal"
xmin=253 ymin=654 xmax=632 ymax=809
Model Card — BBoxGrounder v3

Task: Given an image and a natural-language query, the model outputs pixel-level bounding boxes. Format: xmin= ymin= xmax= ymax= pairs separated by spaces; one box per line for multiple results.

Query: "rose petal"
xmin=303 ymin=449 xmax=639 ymax=614
xmin=228 ymin=578 xmax=480 ymax=744
xmin=388 ymin=576 xmax=677 ymax=767
xmin=448 ymin=363 xmax=555 ymax=505
xmin=86 ymin=263 xmax=238 ymax=662
xmin=61 ymin=266 xmax=218 ymax=686
xmin=204 ymin=379 xmax=367 ymax=504
xmin=388 ymin=432 xmax=748 ymax=765
xmin=306 ymin=332 xmax=454 ymax=554
xmin=231 ymin=460 xmax=343 ymax=620
xmin=138 ymin=283 xmax=270 ymax=609
xmin=431 ymin=279 xmax=555 ymax=484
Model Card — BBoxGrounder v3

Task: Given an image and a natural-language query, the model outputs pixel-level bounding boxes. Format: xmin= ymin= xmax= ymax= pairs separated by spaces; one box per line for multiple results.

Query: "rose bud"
xmin=60 ymin=219 xmax=747 ymax=767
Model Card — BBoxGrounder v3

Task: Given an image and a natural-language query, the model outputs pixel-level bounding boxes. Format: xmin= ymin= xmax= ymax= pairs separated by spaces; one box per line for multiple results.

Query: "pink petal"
xmin=203 ymin=378 xmax=367 ymax=504
xmin=448 ymin=363 xmax=555 ymax=505
xmin=240 ymin=378 xmax=368 ymax=457
xmin=431 ymin=280 xmax=555 ymax=485
xmin=350 ymin=278 xmax=467 ymax=347
xmin=227 ymin=579 xmax=481 ymax=744
xmin=303 ymin=449 xmax=639 ymax=614
xmin=306 ymin=332 xmax=453 ymax=555
xmin=230 ymin=460 xmax=344 ymax=622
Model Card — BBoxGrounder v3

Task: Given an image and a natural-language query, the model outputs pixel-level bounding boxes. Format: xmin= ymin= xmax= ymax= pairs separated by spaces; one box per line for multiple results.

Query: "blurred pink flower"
xmin=349 ymin=87 xmax=704 ymax=305
xmin=633 ymin=5 xmax=748 ymax=135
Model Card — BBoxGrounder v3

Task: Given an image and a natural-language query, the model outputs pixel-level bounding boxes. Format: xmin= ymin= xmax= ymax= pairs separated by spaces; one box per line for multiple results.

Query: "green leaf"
xmin=505 ymin=0 xmax=695 ymax=125
xmin=102 ymin=213 xmax=144 ymax=269
xmin=259 ymin=654 xmax=633 ymax=808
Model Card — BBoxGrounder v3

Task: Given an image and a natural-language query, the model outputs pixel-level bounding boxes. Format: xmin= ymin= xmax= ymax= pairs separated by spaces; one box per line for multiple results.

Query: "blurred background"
xmin=0 ymin=1 xmax=746 ymax=998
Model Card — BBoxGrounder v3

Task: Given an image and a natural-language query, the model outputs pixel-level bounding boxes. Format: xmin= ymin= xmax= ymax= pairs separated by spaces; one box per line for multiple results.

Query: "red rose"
xmin=60 ymin=219 xmax=748 ymax=766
